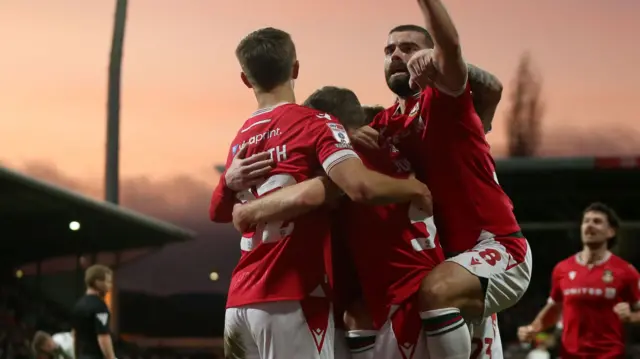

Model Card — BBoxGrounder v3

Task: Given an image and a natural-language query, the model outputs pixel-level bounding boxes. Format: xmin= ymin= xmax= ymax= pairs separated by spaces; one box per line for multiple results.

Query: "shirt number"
xmin=237 ymin=174 xmax=297 ymax=250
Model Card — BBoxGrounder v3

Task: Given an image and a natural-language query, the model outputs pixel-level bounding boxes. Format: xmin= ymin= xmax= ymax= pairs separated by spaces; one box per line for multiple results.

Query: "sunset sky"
xmin=2 ymin=0 xmax=640 ymax=183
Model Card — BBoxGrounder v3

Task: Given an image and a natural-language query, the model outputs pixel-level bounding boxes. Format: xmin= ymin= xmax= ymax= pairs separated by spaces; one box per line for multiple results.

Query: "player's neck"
xmin=255 ymin=84 xmax=296 ymax=110
xmin=579 ymin=246 xmax=609 ymax=265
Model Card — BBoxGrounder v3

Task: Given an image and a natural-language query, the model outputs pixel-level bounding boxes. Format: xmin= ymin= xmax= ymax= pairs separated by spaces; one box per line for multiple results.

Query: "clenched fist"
xmin=517 ymin=325 xmax=537 ymax=343
xmin=407 ymin=48 xmax=440 ymax=90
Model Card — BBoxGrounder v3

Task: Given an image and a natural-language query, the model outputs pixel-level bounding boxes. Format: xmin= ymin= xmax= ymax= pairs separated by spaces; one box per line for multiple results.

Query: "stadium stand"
xmin=0 ymin=166 xmax=194 ymax=265
xmin=0 ymin=165 xmax=195 ymax=359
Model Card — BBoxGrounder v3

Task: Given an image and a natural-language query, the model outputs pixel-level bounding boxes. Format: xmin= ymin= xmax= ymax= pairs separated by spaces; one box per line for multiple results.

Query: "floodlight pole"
xmin=105 ymin=0 xmax=127 ymax=205
xmin=104 ymin=0 xmax=128 ymax=338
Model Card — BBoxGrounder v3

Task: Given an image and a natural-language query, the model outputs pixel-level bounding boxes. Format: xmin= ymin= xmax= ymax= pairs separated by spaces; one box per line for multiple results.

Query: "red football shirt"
xmin=224 ymin=103 xmax=360 ymax=308
xmin=338 ymin=141 xmax=445 ymax=328
xmin=549 ymin=252 xmax=640 ymax=358
xmin=373 ymin=85 xmax=520 ymax=254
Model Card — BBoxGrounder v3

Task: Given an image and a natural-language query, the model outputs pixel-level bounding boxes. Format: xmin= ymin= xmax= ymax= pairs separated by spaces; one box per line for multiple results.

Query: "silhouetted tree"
xmin=506 ymin=53 xmax=544 ymax=157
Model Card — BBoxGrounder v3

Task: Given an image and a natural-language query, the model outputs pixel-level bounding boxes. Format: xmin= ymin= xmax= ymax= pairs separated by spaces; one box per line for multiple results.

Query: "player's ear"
xmin=292 ymin=60 xmax=299 ymax=80
xmin=240 ymin=72 xmax=253 ymax=89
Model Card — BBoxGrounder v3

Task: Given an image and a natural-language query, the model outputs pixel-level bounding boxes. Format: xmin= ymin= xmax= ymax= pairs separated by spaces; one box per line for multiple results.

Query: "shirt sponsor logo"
xmin=563 ymin=287 xmax=616 ymax=298
xmin=231 ymin=129 xmax=281 ymax=155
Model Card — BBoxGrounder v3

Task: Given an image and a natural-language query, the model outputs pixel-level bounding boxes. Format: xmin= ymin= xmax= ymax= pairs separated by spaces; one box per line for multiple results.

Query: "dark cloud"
xmin=18 ymin=161 xmax=240 ymax=296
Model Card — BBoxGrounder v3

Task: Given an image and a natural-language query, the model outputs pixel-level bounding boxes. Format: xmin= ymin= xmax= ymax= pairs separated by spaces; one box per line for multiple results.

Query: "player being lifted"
xmin=372 ymin=0 xmax=532 ymax=357
xmin=519 ymin=203 xmax=640 ymax=358
xmin=210 ymin=27 xmax=433 ymax=359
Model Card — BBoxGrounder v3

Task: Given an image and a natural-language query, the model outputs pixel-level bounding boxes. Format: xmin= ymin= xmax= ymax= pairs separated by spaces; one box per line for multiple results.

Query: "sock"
xmin=346 ymin=330 xmax=377 ymax=359
xmin=421 ymin=308 xmax=471 ymax=359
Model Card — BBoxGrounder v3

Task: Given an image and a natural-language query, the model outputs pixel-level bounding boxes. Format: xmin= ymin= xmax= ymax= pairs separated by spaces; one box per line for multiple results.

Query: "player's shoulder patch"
xmin=326 ymin=122 xmax=351 ymax=145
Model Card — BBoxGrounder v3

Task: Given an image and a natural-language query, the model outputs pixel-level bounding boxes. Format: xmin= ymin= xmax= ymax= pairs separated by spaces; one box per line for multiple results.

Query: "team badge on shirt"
xmin=327 ymin=123 xmax=350 ymax=144
xmin=602 ymin=270 xmax=614 ymax=283
xmin=568 ymin=271 xmax=576 ymax=280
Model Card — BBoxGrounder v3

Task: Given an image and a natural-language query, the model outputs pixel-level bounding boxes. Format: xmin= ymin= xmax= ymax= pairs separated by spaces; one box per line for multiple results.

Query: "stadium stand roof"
xmin=496 ymin=156 xmax=640 ymax=230
xmin=0 ymin=166 xmax=195 ymax=265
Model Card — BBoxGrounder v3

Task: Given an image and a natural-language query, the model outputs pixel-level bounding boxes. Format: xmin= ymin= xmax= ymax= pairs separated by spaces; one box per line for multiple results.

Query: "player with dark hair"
xmin=518 ymin=202 xmax=640 ymax=358
xmin=71 ymin=265 xmax=114 ymax=359
xmin=362 ymin=106 xmax=385 ymax=125
xmin=210 ymin=27 xmax=433 ymax=359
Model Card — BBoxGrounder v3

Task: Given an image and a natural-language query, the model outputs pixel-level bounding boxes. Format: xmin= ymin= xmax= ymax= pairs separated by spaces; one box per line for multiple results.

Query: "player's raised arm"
xmin=467 ymin=63 xmax=503 ymax=132
xmin=232 ymin=176 xmax=341 ymax=232
xmin=518 ymin=264 xmax=563 ymax=342
xmin=410 ymin=0 xmax=467 ymax=95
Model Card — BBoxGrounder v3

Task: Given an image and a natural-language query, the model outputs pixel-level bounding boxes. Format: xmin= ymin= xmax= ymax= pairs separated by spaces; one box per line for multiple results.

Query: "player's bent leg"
xmin=417 ymin=261 xmax=477 ymax=358
xmin=448 ymin=234 xmax=532 ymax=316
xmin=224 ymin=307 xmax=260 ymax=359
xmin=244 ymin=298 xmax=335 ymax=359
xmin=344 ymin=299 xmax=376 ymax=359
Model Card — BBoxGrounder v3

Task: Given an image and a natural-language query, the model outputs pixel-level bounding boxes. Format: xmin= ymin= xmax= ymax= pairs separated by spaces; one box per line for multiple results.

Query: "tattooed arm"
xmin=467 ymin=63 xmax=503 ymax=133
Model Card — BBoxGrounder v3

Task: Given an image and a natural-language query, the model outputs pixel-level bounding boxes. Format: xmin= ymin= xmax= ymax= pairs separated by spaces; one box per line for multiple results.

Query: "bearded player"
xmin=366 ymin=0 xmax=533 ymax=358
xmin=518 ymin=203 xmax=640 ymax=358
xmin=211 ymin=27 xmax=433 ymax=359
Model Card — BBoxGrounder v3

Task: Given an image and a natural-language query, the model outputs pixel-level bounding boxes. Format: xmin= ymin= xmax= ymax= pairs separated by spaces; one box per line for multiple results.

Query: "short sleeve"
xmin=93 ymin=302 xmax=111 ymax=334
xmin=624 ymin=264 xmax=640 ymax=309
xmin=306 ymin=112 xmax=360 ymax=174
xmin=548 ymin=263 xmax=564 ymax=305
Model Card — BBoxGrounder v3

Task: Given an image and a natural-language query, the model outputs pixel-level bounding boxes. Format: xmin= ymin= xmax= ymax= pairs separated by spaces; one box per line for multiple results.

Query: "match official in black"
xmin=71 ymin=264 xmax=116 ymax=359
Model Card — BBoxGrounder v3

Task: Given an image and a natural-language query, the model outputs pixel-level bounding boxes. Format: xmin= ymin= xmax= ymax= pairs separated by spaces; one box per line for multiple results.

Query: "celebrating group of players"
xmin=208 ymin=0 xmax=534 ymax=358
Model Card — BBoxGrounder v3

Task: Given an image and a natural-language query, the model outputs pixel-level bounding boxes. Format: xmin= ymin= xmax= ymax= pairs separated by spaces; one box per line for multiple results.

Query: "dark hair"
xmin=389 ymin=24 xmax=434 ymax=47
xmin=85 ymin=264 xmax=112 ymax=289
xmin=303 ymin=86 xmax=366 ymax=129
xmin=583 ymin=202 xmax=621 ymax=248
xmin=362 ymin=105 xmax=385 ymax=125
xmin=235 ymin=27 xmax=297 ymax=92
xmin=31 ymin=331 xmax=50 ymax=355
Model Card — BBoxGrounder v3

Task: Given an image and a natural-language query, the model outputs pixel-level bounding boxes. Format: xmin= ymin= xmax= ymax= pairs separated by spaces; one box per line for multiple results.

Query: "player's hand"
xmin=409 ymin=178 xmax=433 ymax=216
xmin=349 ymin=126 xmax=379 ymax=149
xmin=614 ymin=302 xmax=632 ymax=322
xmin=517 ymin=325 xmax=538 ymax=343
xmin=407 ymin=49 xmax=439 ymax=90
xmin=224 ymin=145 xmax=274 ymax=192
xmin=231 ymin=203 xmax=251 ymax=233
